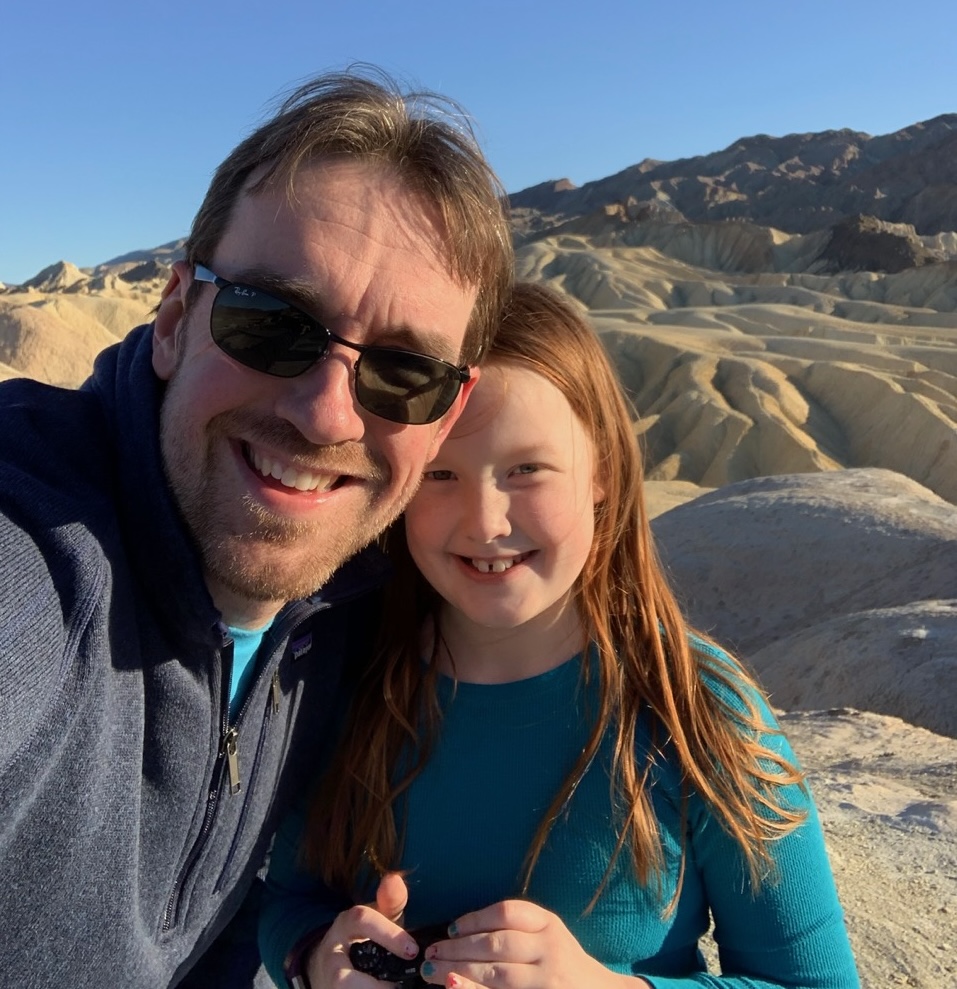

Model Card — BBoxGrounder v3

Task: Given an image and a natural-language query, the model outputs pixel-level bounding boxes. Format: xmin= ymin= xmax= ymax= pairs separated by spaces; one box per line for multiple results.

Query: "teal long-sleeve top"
xmin=259 ymin=648 xmax=859 ymax=987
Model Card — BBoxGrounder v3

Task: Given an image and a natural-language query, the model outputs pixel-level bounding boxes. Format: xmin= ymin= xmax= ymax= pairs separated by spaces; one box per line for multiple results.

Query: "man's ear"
xmin=152 ymin=260 xmax=191 ymax=381
xmin=426 ymin=364 xmax=480 ymax=461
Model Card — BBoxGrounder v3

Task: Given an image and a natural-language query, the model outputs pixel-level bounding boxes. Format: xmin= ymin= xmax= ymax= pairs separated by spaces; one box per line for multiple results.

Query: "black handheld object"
xmin=348 ymin=924 xmax=449 ymax=988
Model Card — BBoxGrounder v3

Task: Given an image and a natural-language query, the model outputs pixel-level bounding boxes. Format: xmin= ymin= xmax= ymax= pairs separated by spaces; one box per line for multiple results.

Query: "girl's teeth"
xmin=471 ymin=556 xmax=522 ymax=574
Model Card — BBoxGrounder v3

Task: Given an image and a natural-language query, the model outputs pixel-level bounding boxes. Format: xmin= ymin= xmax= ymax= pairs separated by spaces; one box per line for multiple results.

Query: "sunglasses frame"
xmin=192 ymin=263 xmax=471 ymax=425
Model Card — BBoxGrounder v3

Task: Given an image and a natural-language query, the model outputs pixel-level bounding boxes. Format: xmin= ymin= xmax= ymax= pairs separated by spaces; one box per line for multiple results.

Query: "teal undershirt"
xmin=227 ymin=623 xmax=270 ymax=720
xmin=259 ymin=647 xmax=859 ymax=988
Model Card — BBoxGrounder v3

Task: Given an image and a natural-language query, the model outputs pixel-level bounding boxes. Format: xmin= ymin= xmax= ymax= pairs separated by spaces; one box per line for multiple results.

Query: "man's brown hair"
xmin=185 ymin=67 xmax=513 ymax=363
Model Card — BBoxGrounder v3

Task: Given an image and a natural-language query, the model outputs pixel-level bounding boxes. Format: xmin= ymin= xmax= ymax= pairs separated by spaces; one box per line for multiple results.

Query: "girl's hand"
xmin=303 ymin=873 xmax=417 ymax=988
xmin=419 ymin=899 xmax=648 ymax=989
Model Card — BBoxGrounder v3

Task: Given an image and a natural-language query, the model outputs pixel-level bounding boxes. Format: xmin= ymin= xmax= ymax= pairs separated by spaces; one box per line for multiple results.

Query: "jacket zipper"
xmin=223 ymin=727 xmax=241 ymax=794
xmin=161 ymin=632 xmax=236 ymax=933
xmin=160 ymin=603 xmax=321 ymax=933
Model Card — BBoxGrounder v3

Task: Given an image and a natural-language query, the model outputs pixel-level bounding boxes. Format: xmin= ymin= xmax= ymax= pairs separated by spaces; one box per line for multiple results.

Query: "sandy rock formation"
xmin=650 ymin=468 xmax=957 ymax=982
xmin=19 ymin=260 xmax=88 ymax=293
xmin=0 ymin=267 xmax=165 ymax=387
xmin=517 ymin=236 xmax=957 ymax=503
xmin=0 ymin=302 xmax=120 ymax=389
xmin=694 ymin=707 xmax=957 ymax=987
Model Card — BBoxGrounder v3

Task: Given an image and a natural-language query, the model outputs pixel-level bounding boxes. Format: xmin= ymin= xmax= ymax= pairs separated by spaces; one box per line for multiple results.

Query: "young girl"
xmin=259 ymin=283 xmax=859 ymax=988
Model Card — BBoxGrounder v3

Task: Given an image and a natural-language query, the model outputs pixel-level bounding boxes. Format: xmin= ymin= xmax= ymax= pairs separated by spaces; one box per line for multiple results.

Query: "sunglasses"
xmin=192 ymin=264 xmax=470 ymax=425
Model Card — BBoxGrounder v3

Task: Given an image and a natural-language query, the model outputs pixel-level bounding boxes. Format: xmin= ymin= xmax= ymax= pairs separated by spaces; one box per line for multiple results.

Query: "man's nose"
xmin=271 ymin=349 xmax=366 ymax=445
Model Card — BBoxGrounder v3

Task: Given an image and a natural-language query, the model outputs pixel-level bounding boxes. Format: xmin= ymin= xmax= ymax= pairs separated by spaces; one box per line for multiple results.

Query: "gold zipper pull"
xmin=223 ymin=728 xmax=241 ymax=794
xmin=270 ymin=670 xmax=281 ymax=714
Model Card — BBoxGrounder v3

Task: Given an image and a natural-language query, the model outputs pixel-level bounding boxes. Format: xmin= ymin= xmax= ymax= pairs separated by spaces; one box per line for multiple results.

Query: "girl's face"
xmin=404 ymin=362 xmax=603 ymax=643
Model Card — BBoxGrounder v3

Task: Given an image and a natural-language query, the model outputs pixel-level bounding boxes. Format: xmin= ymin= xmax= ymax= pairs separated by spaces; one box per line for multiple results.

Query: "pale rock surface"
xmin=21 ymin=260 xmax=88 ymax=292
xmin=0 ymin=303 xmax=119 ymax=389
xmin=652 ymin=468 xmax=957 ymax=738
xmin=746 ymin=709 xmax=955 ymax=989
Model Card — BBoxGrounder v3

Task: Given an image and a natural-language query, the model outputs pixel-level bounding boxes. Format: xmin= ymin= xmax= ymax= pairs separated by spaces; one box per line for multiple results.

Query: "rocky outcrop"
xmin=818 ymin=214 xmax=941 ymax=273
xmin=509 ymin=177 xmax=577 ymax=211
xmin=516 ymin=232 xmax=957 ymax=504
xmin=119 ymin=259 xmax=172 ymax=283
xmin=95 ymin=237 xmax=186 ymax=271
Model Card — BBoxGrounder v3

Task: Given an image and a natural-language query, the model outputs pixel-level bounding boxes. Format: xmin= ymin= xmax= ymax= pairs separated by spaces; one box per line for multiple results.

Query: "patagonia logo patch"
xmin=290 ymin=633 xmax=313 ymax=661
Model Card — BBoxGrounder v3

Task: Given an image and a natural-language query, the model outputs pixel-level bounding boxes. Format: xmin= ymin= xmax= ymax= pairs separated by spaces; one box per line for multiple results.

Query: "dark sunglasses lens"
xmin=209 ymin=285 xmax=327 ymax=377
xmin=357 ymin=351 xmax=462 ymax=425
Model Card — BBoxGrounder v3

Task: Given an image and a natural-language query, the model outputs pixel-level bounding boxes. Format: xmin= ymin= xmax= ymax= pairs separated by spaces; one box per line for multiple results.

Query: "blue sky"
xmin=3 ymin=0 xmax=956 ymax=285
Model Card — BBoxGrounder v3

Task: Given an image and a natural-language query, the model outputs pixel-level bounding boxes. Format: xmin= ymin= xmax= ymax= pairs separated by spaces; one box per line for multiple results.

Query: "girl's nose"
xmin=466 ymin=484 xmax=512 ymax=543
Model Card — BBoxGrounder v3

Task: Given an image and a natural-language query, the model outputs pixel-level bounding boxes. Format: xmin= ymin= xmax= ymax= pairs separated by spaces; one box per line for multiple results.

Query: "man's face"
xmin=152 ymin=160 xmax=478 ymax=626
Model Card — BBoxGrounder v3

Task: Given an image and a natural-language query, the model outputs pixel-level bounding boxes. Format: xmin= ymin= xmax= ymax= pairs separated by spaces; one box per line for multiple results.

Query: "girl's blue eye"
xmin=514 ymin=464 xmax=539 ymax=475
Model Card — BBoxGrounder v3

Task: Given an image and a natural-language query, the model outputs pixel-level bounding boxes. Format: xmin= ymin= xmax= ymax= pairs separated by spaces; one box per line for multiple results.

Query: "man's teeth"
xmin=470 ymin=555 xmax=526 ymax=574
xmin=248 ymin=447 xmax=337 ymax=492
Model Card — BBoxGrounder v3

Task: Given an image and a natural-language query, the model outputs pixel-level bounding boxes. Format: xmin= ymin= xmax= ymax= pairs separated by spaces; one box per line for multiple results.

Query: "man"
xmin=0 ymin=69 xmax=512 ymax=987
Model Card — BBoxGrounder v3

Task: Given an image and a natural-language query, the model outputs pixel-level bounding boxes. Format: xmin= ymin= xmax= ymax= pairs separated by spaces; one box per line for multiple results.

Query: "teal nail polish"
xmin=421 ymin=961 xmax=436 ymax=977
xmin=447 ymin=921 xmax=459 ymax=936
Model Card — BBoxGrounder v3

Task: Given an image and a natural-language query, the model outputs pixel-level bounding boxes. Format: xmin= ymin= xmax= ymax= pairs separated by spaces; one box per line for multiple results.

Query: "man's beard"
xmin=159 ymin=387 xmax=397 ymax=606
xmin=194 ymin=493 xmax=380 ymax=604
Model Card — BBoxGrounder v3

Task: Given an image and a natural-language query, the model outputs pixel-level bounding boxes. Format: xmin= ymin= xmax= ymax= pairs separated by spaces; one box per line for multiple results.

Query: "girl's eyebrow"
xmin=476 ymin=446 xmax=559 ymax=467
xmin=227 ymin=265 xmax=460 ymax=361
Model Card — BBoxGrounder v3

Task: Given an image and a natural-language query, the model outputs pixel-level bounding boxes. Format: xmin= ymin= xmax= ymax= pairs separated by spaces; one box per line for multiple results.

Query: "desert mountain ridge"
xmin=510 ymin=112 xmax=957 ymax=243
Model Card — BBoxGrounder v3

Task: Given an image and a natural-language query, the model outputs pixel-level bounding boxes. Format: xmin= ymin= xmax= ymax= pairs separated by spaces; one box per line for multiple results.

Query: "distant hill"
xmin=96 ymin=238 xmax=186 ymax=271
xmin=510 ymin=114 xmax=957 ymax=244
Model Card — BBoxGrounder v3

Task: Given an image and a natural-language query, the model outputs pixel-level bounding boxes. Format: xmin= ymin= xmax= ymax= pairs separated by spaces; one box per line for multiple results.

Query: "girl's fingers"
xmin=426 ymin=930 xmax=538 ymax=966
xmin=448 ymin=900 xmax=547 ymax=938
xmin=421 ymin=958 xmax=527 ymax=989
xmin=444 ymin=974 xmax=490 ymax=989
xmin=375 ymin=871 xmax=409 ymax=922
xmin=331 ymin=903 xmax=419 ymax=959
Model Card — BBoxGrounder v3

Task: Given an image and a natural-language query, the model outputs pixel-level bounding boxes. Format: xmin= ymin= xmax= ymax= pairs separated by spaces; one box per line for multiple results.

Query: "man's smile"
xmin=244 ymin=441 xmax=347 ymax=493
